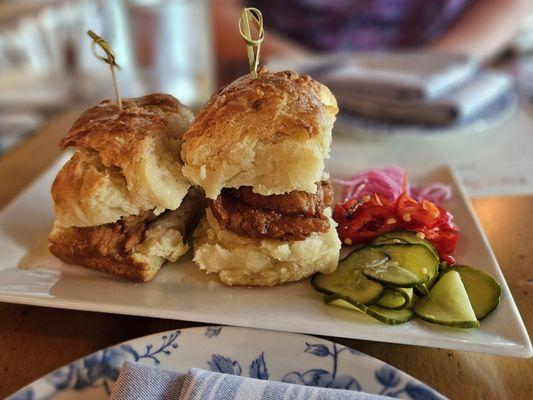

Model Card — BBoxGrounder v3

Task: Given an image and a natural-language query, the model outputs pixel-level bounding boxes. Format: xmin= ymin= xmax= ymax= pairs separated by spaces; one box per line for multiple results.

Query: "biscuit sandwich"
xmin=49 ymin=93 xmax=203 ymax=281
xmin=181 ymin=68 xmax=341 ymax=286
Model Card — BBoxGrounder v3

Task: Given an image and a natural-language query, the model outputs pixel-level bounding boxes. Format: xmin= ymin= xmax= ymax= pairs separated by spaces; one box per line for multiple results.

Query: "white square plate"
xmin=0 ymin=157 xmax=530 ymax=357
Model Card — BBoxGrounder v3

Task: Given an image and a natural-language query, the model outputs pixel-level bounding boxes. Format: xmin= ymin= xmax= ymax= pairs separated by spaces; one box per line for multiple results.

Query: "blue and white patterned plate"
xmin=7 ymin=326 xmax=446 ymax=400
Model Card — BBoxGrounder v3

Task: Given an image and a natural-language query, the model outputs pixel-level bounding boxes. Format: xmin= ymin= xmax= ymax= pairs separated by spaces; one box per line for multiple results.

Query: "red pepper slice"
xmin=333 ymin=199 xmax=397 ymax=244
xmin=333 ymin=191 xmax=459 ymax=262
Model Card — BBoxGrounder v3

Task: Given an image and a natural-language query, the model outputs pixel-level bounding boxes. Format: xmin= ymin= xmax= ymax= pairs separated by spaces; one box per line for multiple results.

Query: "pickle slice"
xmin=377 ymin=287 xmax=413 ymax=310
xmin=325 ymin=294 xmax=414 ymax=325
xmin=414 ymin=271 xmax=480 ymax=328
xmin=362 ymin=244 xmax=438 ymax=287
xmin=372 ymin=230 xmax=438 ymax=257
xmin=366 ymin=305 xmax=414 ymax=325
xmin=311 ymin=247 xmax=385 ymax=305
xmin=450 ymin=265 xmax=501 ymax=320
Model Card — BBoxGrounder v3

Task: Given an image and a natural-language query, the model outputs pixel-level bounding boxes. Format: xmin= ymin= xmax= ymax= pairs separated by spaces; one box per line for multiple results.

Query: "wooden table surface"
xmin=0 ymin=108 xmax=531 ymax=399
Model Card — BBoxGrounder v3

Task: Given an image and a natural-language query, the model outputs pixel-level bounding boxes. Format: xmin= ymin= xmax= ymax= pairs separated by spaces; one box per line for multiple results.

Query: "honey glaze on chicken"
xmin=208 ymin=180 xmax=334 ymax=241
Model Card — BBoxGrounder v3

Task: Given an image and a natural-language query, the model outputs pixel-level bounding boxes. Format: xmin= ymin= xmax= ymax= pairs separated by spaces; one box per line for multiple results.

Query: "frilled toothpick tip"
xmin=238 ymin=7 xmax=264 ymax=80
xmin=87 ymin=30 xmax=122 ymax=110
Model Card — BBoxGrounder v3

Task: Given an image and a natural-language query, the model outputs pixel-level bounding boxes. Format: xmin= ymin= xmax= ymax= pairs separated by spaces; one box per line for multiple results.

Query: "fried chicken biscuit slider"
xmin=181 ymin=69 xmax=341 ymax=286
xmin=49 ymin=94 xmax=203 ymax=281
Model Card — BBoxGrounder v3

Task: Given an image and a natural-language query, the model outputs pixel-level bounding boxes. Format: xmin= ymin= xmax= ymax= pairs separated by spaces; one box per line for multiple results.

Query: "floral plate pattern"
xmin=8 ymin=326 xmax=446 ymax=400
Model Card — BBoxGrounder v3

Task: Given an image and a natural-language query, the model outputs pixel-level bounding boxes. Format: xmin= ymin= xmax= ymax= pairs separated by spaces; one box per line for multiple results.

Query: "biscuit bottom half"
xmin=192 ymin=208 xmax=341 ymax=286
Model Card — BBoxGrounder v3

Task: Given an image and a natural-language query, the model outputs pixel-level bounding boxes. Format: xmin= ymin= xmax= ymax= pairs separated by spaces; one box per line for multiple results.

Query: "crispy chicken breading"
xmin=209 ymin=181 xmax=333 ymax=241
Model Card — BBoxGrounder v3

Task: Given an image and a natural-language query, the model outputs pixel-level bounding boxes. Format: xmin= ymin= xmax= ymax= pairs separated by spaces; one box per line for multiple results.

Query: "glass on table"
xmin=126 ymin=0 xmax=215 ymax=109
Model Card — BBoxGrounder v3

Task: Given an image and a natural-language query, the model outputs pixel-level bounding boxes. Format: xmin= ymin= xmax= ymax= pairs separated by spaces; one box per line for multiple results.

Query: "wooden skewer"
xmin=238 ymin=8 xmax=264 ymax=79
xmin=87 ymin=30 xmax=122 ymax=110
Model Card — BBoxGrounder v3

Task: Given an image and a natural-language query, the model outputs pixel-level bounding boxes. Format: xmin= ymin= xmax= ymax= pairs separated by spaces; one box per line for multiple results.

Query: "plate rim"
xmin=7 ymin=325 xmax=446 ymax=400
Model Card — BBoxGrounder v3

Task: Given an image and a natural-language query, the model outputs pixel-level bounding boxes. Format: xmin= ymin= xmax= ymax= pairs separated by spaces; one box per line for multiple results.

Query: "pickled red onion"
xmin=333 ymin=166 xmax=452 ymax=205
xmin=411 ymin=183 xmax=453 ymax=205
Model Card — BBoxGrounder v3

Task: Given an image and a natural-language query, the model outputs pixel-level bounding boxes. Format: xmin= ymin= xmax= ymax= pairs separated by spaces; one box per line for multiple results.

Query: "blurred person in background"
xmin=213 ymin=0 xmax=531 ymax=81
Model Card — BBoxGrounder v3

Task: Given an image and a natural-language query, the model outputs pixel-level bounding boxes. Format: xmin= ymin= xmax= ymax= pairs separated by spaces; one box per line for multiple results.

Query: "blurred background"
xmin=1 ymin=0 xmax=533 ymax=197
xmin=0 ymin=0 xmax=216 ymax=153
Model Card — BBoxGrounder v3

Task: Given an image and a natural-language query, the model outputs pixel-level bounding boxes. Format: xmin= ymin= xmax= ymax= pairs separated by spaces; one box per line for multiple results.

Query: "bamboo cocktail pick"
xmin=238 ymin=7 xmax=264 ymax=79
xmin=87 ymin=30 xmax=122 ymax=110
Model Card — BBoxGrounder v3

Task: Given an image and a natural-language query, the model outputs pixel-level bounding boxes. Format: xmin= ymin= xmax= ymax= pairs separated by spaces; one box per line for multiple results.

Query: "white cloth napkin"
xmin=109 ymin=362 xmax=395 ymax=400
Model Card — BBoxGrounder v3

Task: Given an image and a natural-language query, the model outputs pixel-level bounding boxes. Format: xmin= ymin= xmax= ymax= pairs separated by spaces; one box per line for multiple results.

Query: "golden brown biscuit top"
xmin=183 ymin=68 xmax=338 ymax=144
xmin=61 ymin=93 xmax=192 ymax=152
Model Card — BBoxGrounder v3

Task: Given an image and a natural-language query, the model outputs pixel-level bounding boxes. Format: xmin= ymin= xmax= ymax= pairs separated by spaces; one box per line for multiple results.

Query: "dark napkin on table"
xmin=322 ymin=52 xmax=478 ymax=101
xmin=316 ymin=52 xmax=511 ymax=125
xmin=332 ymin=72 xmax=512 ymax=125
